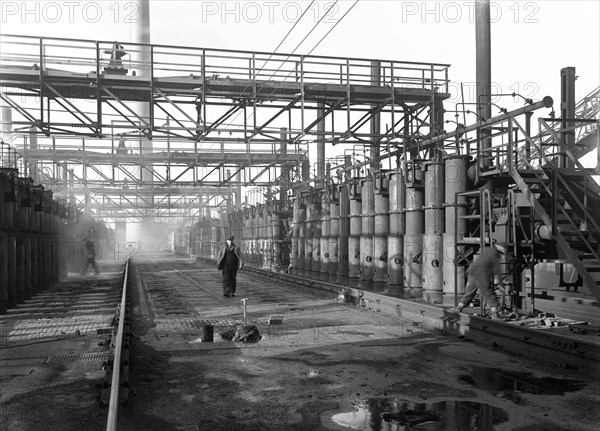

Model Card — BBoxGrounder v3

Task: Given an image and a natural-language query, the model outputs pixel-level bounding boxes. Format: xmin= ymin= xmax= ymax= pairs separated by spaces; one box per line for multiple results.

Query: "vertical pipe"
xmin=359 ymin=177 xmax=375 ymax=289
xmin=317 ymin=104 xmax=326 ymax=180
xmin=337 ymin=184 xmax=350 ymax=284
xmin=476 ymin=0 xmax=492 ymax=166
xmin=370 ymin=61 xmax=381 ymax=173
xmin=280 ymin=127 xmax=289 ymax=200
xmin=560 ymin=67 xmax=576 ymax=169
xmin=373 ymin=172 xmax=389 ymax=291
xmin=138 ymin=0 xmax=153 ymax=192
xmin=387 ymin=169 xmax=404 ymax=296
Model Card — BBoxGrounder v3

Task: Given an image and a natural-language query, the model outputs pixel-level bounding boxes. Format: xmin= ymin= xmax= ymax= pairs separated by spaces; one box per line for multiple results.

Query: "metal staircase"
xmin=517 ymin=85 xmax=600 ymax=164
xmin=509 ymin=123 xmax=600 ymax=304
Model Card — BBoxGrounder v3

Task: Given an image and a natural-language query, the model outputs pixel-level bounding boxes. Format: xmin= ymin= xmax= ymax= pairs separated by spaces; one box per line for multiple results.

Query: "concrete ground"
xmin=123 ymin=253 xmax=599 ymax=431
xmin=1 ymin=252 xmax=598 ymax=431
xmin=0 ymin=263 xmax=124 ymax=431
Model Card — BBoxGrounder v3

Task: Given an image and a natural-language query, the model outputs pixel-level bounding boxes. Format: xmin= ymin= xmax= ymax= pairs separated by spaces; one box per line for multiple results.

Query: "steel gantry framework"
xmin=0 ymin=34 xmax=450 ymax=222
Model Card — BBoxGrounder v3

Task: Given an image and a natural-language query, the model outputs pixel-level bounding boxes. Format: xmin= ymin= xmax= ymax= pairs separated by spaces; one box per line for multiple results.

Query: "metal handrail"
xmin=508 ymin=120 xmax=600 ymax=261
xmin=106 ymin=259 xmax=130 ymax=431
xmin=0 ymin=33 xmax=450 ymax=91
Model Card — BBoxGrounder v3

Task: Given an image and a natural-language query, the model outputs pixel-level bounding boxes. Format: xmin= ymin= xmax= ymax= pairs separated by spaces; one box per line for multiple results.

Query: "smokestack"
xmin=476 ymin=0 xmax=492 ymax=167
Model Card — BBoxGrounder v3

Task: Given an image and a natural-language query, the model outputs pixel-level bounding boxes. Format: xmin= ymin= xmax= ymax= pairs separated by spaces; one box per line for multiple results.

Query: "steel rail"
xmin=106 ymin=259 xmax=130 ymax=431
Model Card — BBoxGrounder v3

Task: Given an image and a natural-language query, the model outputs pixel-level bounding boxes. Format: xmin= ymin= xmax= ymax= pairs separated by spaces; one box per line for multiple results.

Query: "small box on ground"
xmin=268 ymin=315 xmax=284 ymax=325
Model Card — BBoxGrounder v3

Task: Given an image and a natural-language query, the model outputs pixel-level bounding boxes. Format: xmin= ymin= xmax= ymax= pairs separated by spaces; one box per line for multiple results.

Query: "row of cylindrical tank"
xmin=287 ymin=156 xmax=471 ymax=304
xmin=0 ymin=167 xmax=98 ymax=314
xmin=185 ymin=202 xmax=293 ymax=273
xmin=189 ymin=155 xmax=472 ymax=305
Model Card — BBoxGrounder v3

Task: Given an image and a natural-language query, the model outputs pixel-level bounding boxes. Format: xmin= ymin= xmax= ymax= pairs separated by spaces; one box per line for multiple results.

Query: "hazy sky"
xmin=1 ymin=0 xmax=598 ymax=165
xmin=2 ymin=1 xmax=598 ymax=100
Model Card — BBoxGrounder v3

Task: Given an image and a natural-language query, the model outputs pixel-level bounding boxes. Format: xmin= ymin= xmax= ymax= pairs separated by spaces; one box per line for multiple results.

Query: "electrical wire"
xmin=305 ymin=0 xmax=360 ymax=56
xmin=271 ymin=0 xmax=316 ymax=54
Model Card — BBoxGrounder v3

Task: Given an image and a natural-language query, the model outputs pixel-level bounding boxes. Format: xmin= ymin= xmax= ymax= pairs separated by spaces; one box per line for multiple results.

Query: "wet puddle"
xmin=332 ymin=398 xmax=508 ymax=430
xmin=459 ymin=367 xmax=586 ymax=398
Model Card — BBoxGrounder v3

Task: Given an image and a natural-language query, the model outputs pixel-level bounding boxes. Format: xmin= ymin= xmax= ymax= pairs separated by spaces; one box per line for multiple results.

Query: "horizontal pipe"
xmin=344 ymin=96 xmax=554 ymax=172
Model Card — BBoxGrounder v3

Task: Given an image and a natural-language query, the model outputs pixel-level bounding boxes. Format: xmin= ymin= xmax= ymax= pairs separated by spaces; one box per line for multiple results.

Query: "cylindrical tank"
xmin=2 ymin=168 xmax=18 ymax=307
xmin=304 ymin=192 xmax=314 ymax=277
xmin=442 ymin=232 xmax=466 ymax=306
xmin=311 ymin=189 xmax=322 ymax=277
xmin=337 ymin=184 xmax=350 ymax=284
xmin=389 ymin=169 xmax=405 ymax=235
xmin=373 ymin=173 xmax=389 ymax=291
xmin=444 ymin=155 xmax=470 ymax=236
xmin=403 ymin=162 xmax=424 ymax=298
xmin=263 ymin=205 xmax=273 ymax=270
xmin=257 ymin=205 xmax=266 ymax=268
xmin=359 ymin=178 xmax=374 ymax=289
xmin=270 ymin=208 xmax=280 ymax=272
xmin=422 ymin=233 xmax=443 ymax=303
xmin=328 ymin=186 xmax=340 ymax=282
xmin=297 ymin=199 xmax=306 ymax=275
xmin=320 ymin=189 xmax=330 ymax=281
xmin=424 ymin=162 xmax=444 ymax=234
xmin=0 ymin=169 xmax=9 ymax=313
xmin=348 ymin=179 xmax=362 ymax=287
xmin=387 ymin=234 xmax=403 ymax=296
xmin=290 ymin=195 xmax=300 ymax=274
xmin=17 ymin=178 xmax=33 ymax=302
xmin=387 ymin=169 xmax=404 ymax=296
xmin=31 ymin=184 xmax=43 ymax=294
xmin=403 ymin=233 xmax=422 ymax=297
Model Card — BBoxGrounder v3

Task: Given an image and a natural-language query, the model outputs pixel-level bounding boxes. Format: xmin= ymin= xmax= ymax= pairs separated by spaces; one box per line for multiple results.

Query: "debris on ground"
xmin=220 ymin=324 xmax=261 ymax=342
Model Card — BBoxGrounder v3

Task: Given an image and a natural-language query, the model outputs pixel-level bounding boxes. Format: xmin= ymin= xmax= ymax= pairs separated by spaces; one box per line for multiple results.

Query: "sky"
xmin=1 ymin=0 xmax=599 ymax=166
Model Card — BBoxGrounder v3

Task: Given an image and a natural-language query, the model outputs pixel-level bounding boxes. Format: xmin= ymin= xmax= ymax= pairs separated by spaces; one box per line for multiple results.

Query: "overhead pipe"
xmin=342 ymin=96 xmax=553 ymax=171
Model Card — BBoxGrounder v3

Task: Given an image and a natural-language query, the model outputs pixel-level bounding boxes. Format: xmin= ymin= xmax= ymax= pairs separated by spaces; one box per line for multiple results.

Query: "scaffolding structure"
xmin=0 ymin=34 xmax=450 ymax=222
